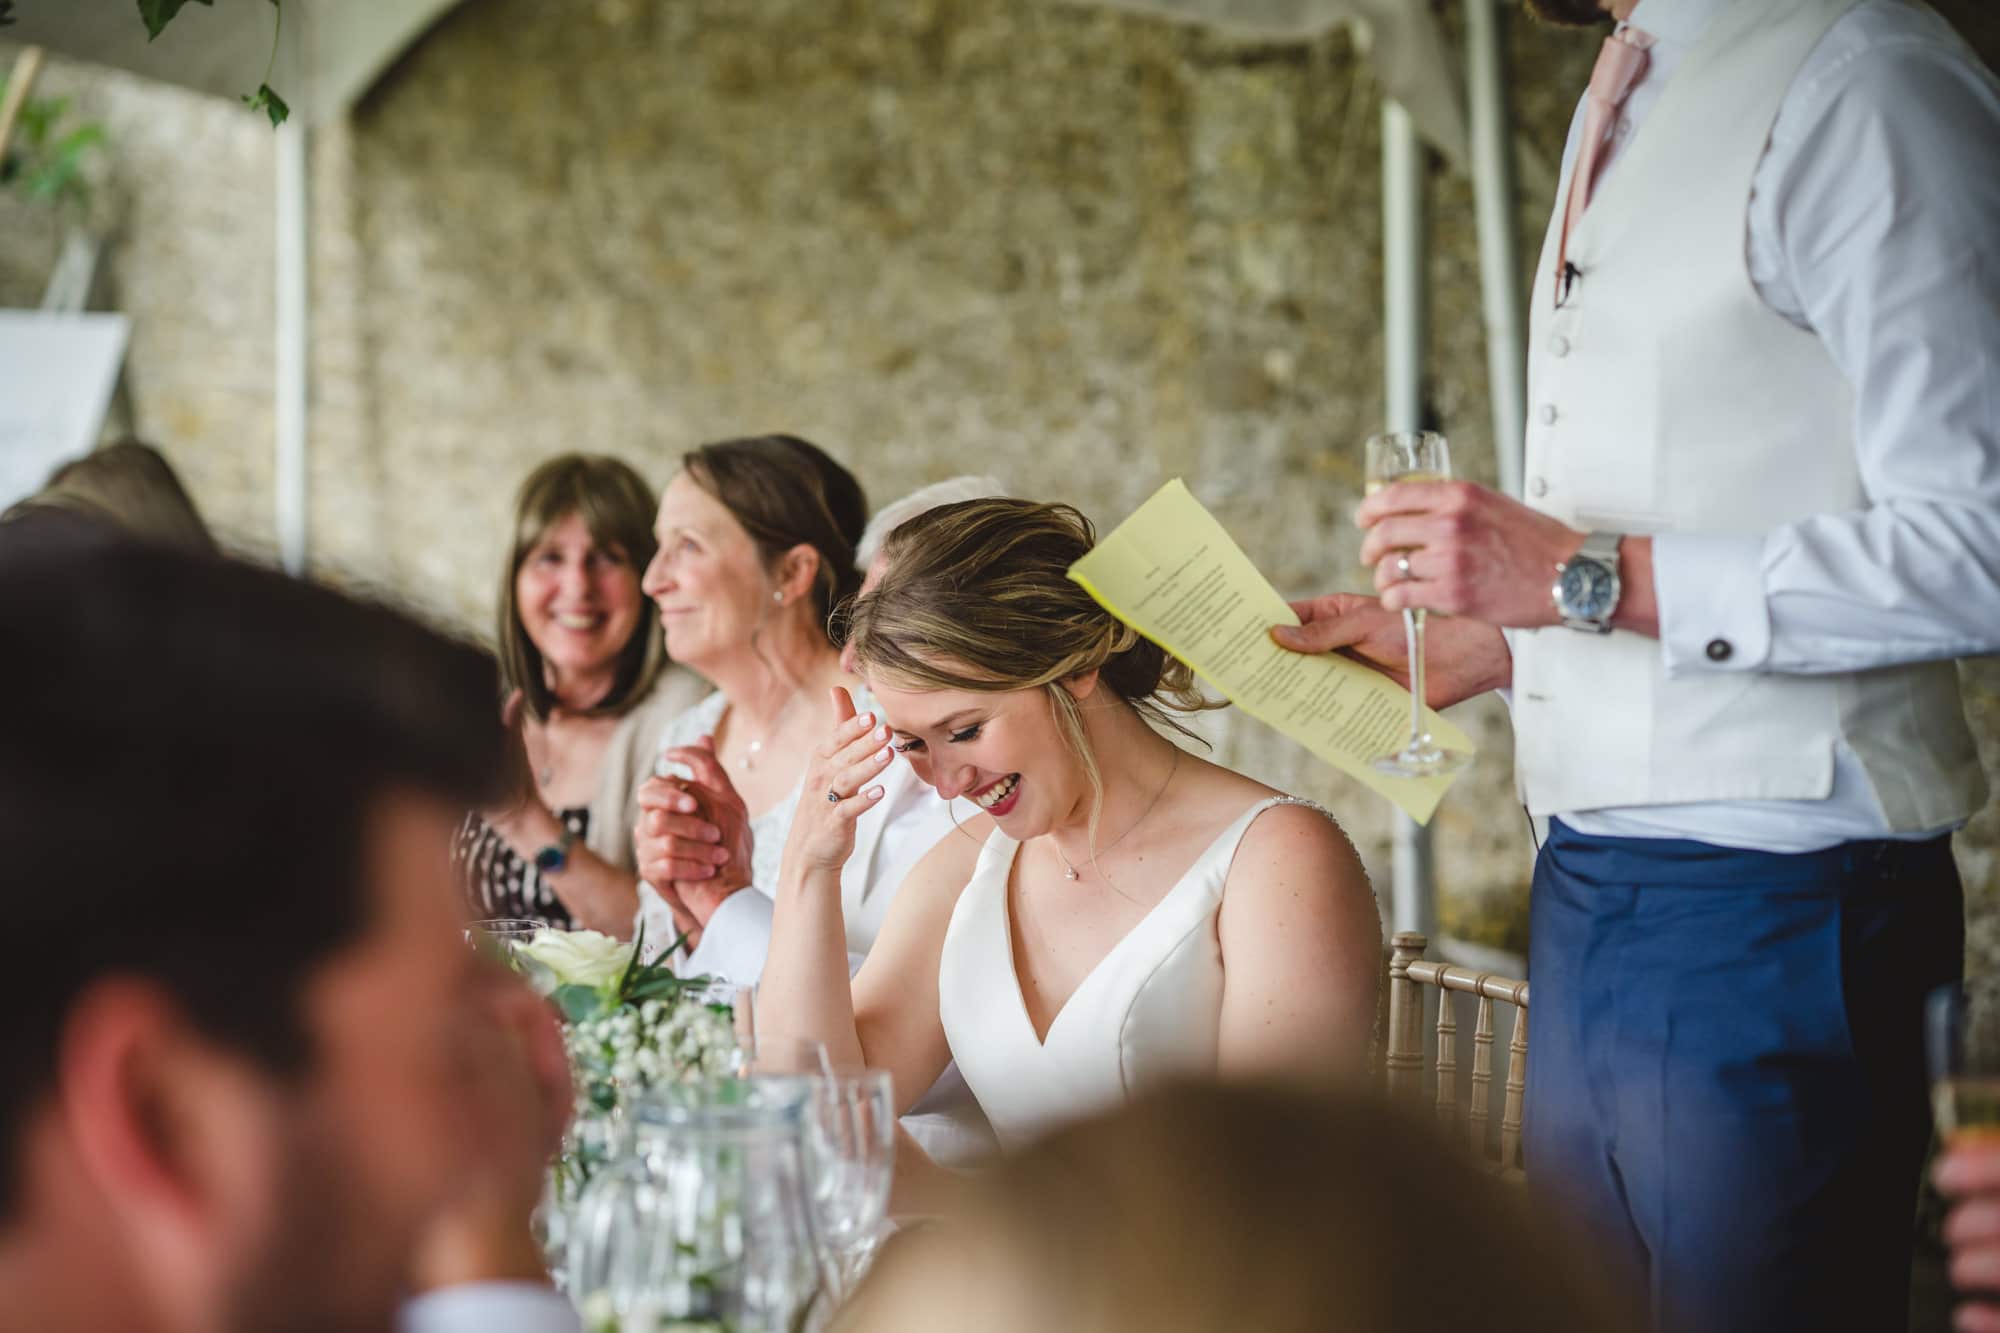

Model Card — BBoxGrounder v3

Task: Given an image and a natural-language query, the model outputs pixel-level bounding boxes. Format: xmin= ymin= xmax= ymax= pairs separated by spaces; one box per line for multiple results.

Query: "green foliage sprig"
xmin=0 ymin=84 xmax=104 ymax=215
xmin=135 ymin=0 xmax=289 ymax=126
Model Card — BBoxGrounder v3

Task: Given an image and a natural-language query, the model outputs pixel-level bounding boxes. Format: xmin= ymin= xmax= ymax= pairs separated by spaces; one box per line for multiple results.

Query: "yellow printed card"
xmin=1068 ymin=479 xmax=1472 ymax=824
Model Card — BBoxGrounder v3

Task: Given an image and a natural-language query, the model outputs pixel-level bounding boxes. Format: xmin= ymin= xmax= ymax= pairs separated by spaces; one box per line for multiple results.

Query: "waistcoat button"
xmin=1539 ymin=404 xmax=1559 ymax=425
xmin=1548 ymin=334 xmax=1571 ymax=358
xmin=1529 ymin=476 xmax=1549 ymax=498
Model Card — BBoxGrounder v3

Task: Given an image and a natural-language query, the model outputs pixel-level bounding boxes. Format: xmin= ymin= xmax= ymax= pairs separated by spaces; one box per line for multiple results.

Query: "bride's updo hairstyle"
xmin=846 ymin=498 xmax=1211 ymax=815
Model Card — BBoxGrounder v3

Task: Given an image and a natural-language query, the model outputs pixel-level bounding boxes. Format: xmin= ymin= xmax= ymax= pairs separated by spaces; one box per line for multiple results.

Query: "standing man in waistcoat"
xmin=1273 ymin=1 xmax=2000 ymax=1329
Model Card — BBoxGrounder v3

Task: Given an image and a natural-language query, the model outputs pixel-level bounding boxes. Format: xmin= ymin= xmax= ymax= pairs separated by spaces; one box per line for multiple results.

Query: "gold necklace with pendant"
xmin=1050 ymin=748 xmax=1180 ymax=882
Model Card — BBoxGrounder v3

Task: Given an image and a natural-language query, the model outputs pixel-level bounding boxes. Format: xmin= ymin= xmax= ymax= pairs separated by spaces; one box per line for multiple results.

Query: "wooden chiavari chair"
xmin=1384 ymin=931 xmax=1529 ymax=1180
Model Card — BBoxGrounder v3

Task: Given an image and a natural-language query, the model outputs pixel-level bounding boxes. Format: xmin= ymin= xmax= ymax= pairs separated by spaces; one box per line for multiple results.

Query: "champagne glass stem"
xmin=1404 ymin=605 xmax=1428 ymax=752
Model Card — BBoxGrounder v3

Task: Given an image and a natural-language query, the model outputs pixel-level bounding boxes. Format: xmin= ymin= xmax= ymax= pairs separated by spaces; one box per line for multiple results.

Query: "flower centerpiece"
xmin=500 ymin=925 xmax=747 ymax=1196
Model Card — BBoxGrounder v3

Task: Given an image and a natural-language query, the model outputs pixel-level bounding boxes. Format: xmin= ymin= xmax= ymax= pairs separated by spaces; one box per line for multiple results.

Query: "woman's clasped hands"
xmin=634 ymin=736 xmax=754 ymax=938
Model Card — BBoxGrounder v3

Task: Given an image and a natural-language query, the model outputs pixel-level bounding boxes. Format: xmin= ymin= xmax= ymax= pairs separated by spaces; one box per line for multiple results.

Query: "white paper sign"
xmin=0 ymin=310 xmax=131 ymax=510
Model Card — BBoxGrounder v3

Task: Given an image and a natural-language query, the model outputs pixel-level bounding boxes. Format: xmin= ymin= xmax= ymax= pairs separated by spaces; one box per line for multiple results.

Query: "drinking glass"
xmin=1363 ymin=431 xmax=1469 ymax=777
xmin=464 ymin=917 xmax=543 ymax=963
xmin=803 ymin=1069 xmax=896 ymax=1298
xmin=1928 ymin=978 xmax=2000 ymax=1148
xmin=567 ymin=1093 xmax=832 ymax=1332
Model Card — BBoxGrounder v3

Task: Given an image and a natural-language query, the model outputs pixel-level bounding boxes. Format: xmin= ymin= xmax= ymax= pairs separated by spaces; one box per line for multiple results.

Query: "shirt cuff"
xmin=682 ymin=889 xmax=775 ymax=985
xmin=399 ymin=1283 xmax=580 ymax=1333
xmin=1653 ymin=532 xmax=1772 ymax=675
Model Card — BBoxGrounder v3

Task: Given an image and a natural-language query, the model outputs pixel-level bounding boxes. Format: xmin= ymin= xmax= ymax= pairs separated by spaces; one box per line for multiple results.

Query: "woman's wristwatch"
xmin=533 ymin=825 xmax=577 ymax=875
xmin=1552 ymin=531 xmax=1623 ymax=633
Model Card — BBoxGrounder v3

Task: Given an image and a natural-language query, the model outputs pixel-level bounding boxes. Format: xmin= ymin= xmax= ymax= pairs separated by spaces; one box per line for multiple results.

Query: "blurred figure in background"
xmin=457 ymin=454 xmax=706 ymax=935
xmin=838 ymin=474 xmax=1011 ymax=678
xmin=0 ymin=513 xmax=576 ymax=1333
xmin=854 ymin=474 xmax=1009 ymax=585
xmin=841 ymin=1080 xmax=1641 ymax=1333
xmin=8 ymin=439 xmax=217 ymax=554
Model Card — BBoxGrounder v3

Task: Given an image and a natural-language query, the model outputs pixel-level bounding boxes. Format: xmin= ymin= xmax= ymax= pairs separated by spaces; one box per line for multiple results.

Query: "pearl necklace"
xmin=1050 ymin=748 xmax=1180 ymax=882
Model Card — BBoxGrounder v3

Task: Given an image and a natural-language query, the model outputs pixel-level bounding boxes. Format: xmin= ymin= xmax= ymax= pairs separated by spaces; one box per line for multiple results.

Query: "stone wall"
xmin=3 ymin=0 xmax=1996 ymax=959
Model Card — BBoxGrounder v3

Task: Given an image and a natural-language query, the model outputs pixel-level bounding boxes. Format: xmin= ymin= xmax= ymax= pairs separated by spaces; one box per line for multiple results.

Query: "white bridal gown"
xmin=937 ymin=796 xmax=1320 ymax=1153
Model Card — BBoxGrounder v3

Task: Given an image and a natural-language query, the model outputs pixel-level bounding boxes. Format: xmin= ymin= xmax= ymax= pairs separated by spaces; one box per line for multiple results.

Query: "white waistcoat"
xmin=1513 ymin=0 xmax=1985 ymax=830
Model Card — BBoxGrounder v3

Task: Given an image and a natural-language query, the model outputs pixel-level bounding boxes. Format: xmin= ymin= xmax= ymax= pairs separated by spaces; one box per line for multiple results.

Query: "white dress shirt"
xmin=1554 ymin=0 xmax=2000 ymax=851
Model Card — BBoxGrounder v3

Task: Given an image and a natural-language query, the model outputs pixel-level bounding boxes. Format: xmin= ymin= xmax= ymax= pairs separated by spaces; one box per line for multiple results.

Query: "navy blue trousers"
xmin=1525 ymin=818 xmax=1962 ymax=1333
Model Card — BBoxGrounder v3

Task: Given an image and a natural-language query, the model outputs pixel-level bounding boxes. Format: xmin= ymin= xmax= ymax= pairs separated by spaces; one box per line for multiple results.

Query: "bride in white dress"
xmin=757 ymin=499 xmax=1382 ymax=1201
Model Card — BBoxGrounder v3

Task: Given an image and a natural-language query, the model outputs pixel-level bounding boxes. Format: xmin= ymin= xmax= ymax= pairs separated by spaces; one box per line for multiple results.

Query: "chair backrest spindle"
xmin=1433 ymin=977 xmax=1459 ymax=1128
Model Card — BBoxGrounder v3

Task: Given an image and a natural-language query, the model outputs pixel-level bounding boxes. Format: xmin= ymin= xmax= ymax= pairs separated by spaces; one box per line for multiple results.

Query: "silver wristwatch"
xmin=1552 ymin=531 xmax=1623 ymax=634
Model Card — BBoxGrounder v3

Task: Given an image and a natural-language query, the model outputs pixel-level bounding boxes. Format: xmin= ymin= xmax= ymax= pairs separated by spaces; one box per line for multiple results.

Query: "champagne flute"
xmin=1363 ymin=431 xmax=1469 ymax=778
xmin=1928 ymin=978 xmax=2000 ymax=1148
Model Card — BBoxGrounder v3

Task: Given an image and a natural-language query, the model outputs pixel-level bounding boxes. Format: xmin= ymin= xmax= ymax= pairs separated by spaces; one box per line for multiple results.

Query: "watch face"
xmin=1560 ymin=559 xmax=1617 ymax=619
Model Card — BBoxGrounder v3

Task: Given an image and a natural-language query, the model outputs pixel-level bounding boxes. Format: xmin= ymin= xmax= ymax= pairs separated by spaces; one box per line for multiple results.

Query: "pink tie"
xmin=1554 ymin=25 xmax=1654 ymax=305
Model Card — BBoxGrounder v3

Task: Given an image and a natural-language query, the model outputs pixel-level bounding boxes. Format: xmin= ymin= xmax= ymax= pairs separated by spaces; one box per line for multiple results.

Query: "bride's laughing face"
xmin=868 ymin=674 xmax=1098 ymax=837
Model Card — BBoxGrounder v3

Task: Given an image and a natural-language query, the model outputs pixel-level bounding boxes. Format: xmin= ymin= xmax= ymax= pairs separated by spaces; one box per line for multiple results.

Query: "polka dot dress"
xmin=453 ymin=807 xmax=589 ymax=929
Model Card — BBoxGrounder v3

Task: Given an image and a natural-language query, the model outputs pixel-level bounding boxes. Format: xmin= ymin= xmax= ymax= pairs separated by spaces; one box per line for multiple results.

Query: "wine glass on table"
xmin=1363 ymin=430 xmax=1469 ymax=778
xmin=464 ymin=916 xmax=543 ymax=964
xmin=803 ymin=1069 xmax=896 ymax=1298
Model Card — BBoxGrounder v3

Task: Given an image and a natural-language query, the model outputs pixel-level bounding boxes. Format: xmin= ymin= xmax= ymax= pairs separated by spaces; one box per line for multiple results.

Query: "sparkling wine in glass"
xmin=1363 ymin=431 xmax=1469 ymax=778
xmin=1929 ymin=978 xmax=2000 ymax=1148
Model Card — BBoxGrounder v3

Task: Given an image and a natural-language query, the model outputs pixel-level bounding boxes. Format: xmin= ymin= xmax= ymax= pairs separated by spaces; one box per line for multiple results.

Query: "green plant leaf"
xmin=243 ymin=83 xmax=289 ymax=127
xmin=18 ymin=96 xmax=67 ymax=148
xmin=137 ymin=0 xmax=213 ymax=42
xmin=54 ymin=126 xmax=106 ymax=157
xmin=613 ymin=919 xmax=647 ymax=1000
xmin=2 ymin=96 xmax=105 ymax=215
xmin=553 ymin=984 xmax=606 ymax=1023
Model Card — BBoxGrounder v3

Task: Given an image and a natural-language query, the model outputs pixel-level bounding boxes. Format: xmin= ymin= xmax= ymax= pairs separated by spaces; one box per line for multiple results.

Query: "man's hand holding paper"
xmin=1275 ymin=591 xmax=1513 ymax=712
xmin=1068 ymin=479 xmax=1476 ymax=824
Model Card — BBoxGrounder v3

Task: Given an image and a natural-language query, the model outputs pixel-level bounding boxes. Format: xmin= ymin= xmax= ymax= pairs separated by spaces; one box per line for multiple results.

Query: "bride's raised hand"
xmin=782 ymin=686 xmax=894 ymax=875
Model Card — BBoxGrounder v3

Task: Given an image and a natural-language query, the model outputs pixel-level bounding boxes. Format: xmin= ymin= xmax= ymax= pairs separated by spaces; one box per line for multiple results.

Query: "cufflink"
xmin=1705 ymin=638 xmax=1733 ymax=662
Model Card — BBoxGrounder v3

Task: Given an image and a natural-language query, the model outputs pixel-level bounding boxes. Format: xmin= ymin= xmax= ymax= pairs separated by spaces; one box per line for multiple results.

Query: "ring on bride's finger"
xmin=1395 ymin=554 xmax=1413 ymax=582
xmin=827 ymin=789 xmax=843 ymax=803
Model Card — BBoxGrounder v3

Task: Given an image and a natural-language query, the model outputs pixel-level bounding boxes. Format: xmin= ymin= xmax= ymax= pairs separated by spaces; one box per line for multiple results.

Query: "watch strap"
xmin=1577 ymin=530 xmax=1622 ymax=564
xmin=533 ymin=825 xmax=577 ymax=874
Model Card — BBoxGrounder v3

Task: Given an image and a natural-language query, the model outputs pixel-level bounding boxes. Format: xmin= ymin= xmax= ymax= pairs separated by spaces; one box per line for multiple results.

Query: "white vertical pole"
xmin=1381 ymin=99 xmax=1436 ymax=941
xmin=275 ymin=117 xmax=308 ymax=576
xmin=1467 ymin=0 xmax=1526 ymax=499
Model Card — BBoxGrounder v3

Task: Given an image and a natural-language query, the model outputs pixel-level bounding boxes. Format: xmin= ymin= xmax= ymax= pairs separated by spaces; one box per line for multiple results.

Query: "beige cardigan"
xmin=583 ymin=665 xmax=711 ymax=872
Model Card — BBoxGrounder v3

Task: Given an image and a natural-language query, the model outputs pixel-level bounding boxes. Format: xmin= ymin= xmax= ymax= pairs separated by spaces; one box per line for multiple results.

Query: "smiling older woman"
xmin=454 ymin=454 xmax=705 ymax=934
xmin=630 ymin=439 xmax=988 ymax=968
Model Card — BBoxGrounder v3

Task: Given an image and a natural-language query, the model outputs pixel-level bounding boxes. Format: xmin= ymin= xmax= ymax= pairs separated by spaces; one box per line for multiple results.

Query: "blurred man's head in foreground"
xmin=0 ymin=512 xmax=513 ymax=1333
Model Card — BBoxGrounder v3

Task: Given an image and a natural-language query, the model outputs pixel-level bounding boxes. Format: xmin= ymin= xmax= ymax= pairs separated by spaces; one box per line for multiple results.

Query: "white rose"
xmin=515 ymin=928 xmax=636 ymax=993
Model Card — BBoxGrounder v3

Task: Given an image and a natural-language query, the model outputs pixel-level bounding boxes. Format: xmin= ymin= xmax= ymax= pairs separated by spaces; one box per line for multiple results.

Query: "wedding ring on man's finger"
xmin=827 ymin=789 xmax=843 ymax=804
xmin=1395 ymin=554 xmax=1413 ymax=582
